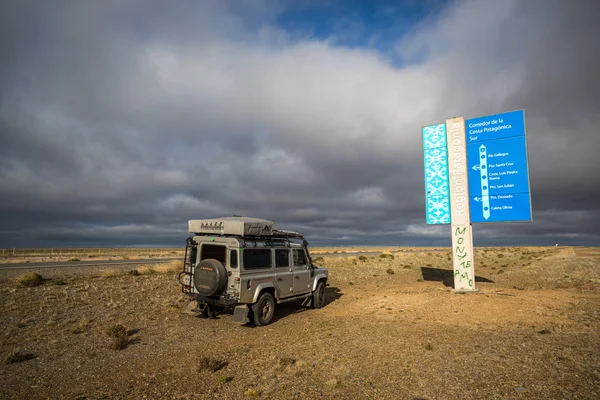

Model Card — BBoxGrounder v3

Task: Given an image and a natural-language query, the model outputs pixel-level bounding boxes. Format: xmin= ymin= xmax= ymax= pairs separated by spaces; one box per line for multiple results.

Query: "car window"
xmin=292 ymin=249 xmax=307 ymax=267
xmin=201 ymin=244 xmax=226 ymax=263
xmin=229 ymin=249 xmax=238 ymax=268
xmin=243 ymin=249 xmax=272 ymax=270
xmin=275 ymin=249 xmax=290 ymax=268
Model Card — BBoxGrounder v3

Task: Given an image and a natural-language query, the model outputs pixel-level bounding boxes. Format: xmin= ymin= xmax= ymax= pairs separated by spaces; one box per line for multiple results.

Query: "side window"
xmin=243 ymin=249 xmax=272 ymax=270
xmin=292 ymin=249 xmax=307 ymax=267
xmin=229 ymin=249 xmax=238 ymax=269
xmin=275 ymin=249 xmax=290 ymax=268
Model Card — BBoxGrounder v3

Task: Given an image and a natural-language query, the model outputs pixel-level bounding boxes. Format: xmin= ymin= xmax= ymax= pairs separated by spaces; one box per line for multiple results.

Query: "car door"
xmin=274 ymin=249 xmax=294 ymax=298
xmin=292 ymin=248 xmax=311 ymax=294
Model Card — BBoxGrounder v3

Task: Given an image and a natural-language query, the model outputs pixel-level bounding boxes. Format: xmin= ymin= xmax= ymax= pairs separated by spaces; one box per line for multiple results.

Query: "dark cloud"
xmin=1 ymin=0 xmax=599 ymax=248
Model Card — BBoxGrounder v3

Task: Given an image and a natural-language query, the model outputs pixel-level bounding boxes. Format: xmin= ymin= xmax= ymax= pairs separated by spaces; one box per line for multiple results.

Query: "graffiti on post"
xmin=454 ymin=226 xmax=474 ymax=287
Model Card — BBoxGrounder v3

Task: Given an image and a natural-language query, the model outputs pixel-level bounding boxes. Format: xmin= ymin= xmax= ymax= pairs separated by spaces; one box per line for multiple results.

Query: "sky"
xmin=1 ymin=0 xmax=599 ymax=248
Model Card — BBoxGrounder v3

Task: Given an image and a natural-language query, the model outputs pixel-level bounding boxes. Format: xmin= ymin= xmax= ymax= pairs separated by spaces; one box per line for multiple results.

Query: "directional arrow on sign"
xmin=474 ymin=197 xmax=481 ymax=202
xmin=472 ymin=165 xmax=480 ymax=171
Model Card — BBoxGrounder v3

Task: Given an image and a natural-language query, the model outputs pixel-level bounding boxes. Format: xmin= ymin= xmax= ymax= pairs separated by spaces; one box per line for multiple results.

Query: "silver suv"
xmin=178 ymin=217 xmax=329 ymax=326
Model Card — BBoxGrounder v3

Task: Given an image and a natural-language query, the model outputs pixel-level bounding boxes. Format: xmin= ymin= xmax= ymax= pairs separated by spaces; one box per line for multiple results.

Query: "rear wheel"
xmin=251 ymin=293 xmax=275 ymax=326
xmin=312 ymin=281 xmax=326 ymax=309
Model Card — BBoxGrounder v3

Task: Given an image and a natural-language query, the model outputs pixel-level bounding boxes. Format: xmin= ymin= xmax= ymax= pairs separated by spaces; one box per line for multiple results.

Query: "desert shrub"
xmin=107 ymin=324 xmax=126 ymax=337
xmin=497 ymin=254 xmax=504 ymax=258
xmin=68 ymin=258 xmax=80 ymax=262
xmin=279 ymin=357 xmax=296 ymax=366
xmin=53 ymin=279 xmax=67 ymax=286
xmin=217 ymin=376 xmax=233 ymax=385
xmin=198 ymin=356 xmax=227 ymax=372
xmin=5 ymin=351 xmax=35 ymax=364
xmin=358 ymin=255 xmax=367 ymax=261
xmin=425 ymin=343 xmax=434 ymax=351
xmin=403 ymin=265 xmax=412 ymax=269
xmin=245 ymin=389 xmax=259 ymax=397
xmin=153 ymin=260 xmax=181 ymax=273
xmin=313 ymin=256 xmax=324 ymax=263
xmin=122 ymin=255 xmax=130 ymax=260
xmin=137 ymin=265 xmax=157 ymax=275
xmin=348 ymin=282 xmax=354 ymax=286
xmin=379 ymin=253 xmax=394 ymax=260
xmin=416 ymin=278 xmax=424 ymax=282
xmin=15 ymin=272 xmax=43 ymax=287
xmin=106 ymin=324 xmax=128 ymax=350
xmin=71 ymin=318 xmax=90 ymax=335
xmin=100 ymin=269 xmax=121 ymax=278
xmin=324 ymin=379 xmax=340 ymax=390
xmin=386 ymin=268 xmax=394 ymax=275
xmin=128 ymin=269 xmax=140 ymax=276
xmin=497 ymin=269 xmax=505 ymax=274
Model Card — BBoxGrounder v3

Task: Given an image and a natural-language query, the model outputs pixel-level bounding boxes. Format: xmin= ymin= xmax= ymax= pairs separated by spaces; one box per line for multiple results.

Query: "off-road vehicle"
xmin=178 ymin=217 xmax=329 ymax=326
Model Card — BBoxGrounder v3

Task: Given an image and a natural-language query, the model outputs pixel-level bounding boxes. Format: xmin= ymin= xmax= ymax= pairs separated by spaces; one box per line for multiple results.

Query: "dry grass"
xmin=15 ymin=272 xmax=43 ymax=287
xmin=153 ymin=260 xmax=182 ymax=274
xmin=100 ymin=268 xmax=122 ymax=278
xmin=0 ymin=246 xmax=598 ymax=399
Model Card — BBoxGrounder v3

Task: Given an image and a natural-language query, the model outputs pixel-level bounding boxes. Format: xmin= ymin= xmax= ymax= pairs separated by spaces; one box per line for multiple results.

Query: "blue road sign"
xmin=422 ymin=123 xmax=451 ymax=224
xmin=465 ymin=110 xmax=532 ymax=223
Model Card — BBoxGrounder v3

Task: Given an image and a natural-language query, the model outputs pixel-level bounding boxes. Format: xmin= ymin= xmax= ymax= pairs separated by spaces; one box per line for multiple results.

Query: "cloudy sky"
xmin=1 ymin=0 xmax=599 ymax=248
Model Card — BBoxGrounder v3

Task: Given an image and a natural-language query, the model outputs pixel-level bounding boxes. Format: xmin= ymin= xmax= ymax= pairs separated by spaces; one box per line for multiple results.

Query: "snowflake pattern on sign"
xmin=422 ymin=123 xmax=451 ymax=224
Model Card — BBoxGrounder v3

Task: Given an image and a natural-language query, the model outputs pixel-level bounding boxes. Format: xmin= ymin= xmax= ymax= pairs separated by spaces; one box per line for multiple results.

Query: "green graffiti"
xmin=453 ymin=225 xmax=473 ymax=287
xmin=454 ymin=226 xmax=467 ymax=236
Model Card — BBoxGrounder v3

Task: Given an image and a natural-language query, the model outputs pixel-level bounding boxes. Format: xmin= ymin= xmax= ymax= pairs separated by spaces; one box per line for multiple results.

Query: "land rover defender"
xmin=178 ymin=217 xmax=329 ymax=326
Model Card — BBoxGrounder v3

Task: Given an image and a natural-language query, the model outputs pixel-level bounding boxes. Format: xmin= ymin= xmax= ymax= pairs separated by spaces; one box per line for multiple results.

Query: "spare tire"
xmin=194 ymin=259 xmax=227 ymax=297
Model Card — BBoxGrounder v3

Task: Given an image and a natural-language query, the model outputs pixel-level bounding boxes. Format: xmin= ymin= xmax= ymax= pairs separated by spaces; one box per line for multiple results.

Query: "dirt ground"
xmin=1 ymin=247 xmax=599 ymax=399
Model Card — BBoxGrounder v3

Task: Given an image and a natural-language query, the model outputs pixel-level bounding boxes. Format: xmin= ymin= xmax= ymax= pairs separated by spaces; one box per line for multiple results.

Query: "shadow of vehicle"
xmin=420 ymin=267 xmax=494 ymax=288
xmin=270 ymin=285 xmax=344 ymax=324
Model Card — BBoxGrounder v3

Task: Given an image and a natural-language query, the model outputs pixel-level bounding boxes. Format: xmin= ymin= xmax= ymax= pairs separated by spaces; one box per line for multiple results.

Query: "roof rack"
xmin=188 ymin=217 xmax=305 ymax=239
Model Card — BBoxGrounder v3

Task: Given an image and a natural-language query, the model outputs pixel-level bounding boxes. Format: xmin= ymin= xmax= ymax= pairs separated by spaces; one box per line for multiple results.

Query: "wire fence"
xmin=0 ymin=248 xmax=184 ymax=257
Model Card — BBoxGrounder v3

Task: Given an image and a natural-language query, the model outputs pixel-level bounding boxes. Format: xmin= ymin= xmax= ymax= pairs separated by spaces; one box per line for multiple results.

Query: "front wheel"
xmin=251 ymin=293 xmax=275 ymax=326
xmin=312 ymin=281 xmax=326 ymax=309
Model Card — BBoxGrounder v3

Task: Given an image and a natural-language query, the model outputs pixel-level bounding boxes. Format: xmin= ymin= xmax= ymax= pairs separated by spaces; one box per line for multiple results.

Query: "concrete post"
xmin=446 ymin=117 xmax=477 ymax=292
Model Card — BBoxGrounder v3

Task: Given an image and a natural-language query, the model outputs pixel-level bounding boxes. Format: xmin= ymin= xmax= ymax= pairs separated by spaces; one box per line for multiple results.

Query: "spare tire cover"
xmin=194 ymin=259 xmax=228 ymax=296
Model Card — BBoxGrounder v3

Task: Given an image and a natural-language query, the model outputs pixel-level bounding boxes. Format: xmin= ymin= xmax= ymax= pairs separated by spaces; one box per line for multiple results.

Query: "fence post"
xmin=13 ymin=247 xmax=15 ymax=255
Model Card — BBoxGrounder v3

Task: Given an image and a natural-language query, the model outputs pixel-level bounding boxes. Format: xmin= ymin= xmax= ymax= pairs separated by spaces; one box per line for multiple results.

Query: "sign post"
xmin=446 ymin=117 xmax=476 ymax=291
xmin=421 ymin=109 xmax=530 ymax=293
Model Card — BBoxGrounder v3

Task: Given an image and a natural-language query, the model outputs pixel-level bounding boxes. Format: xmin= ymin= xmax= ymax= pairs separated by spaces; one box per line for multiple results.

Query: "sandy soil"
xmin=1 ymin=247 xmax=599 ymax=399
